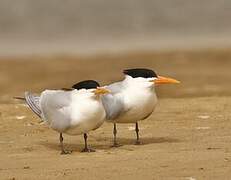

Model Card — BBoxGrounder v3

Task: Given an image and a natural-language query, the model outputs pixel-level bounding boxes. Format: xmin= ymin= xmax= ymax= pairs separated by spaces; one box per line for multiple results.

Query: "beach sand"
xmin=0 ymin=48 xmax=231 ymax=179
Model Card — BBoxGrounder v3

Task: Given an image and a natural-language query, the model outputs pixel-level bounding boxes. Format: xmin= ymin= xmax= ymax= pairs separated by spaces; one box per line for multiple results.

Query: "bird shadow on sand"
xmin=39 ymin=141 xmax=112 ymax=153
xmin=39 ymin=136 xmax=180 ymax=153
xmin=107 ymin=136 xmax=180 ymax=146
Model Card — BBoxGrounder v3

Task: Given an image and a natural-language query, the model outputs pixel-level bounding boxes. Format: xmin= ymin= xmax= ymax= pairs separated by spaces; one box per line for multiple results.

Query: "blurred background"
xmin=1 ymin=0 xmax=231 ymax=55
xmin=0 ymin=0 xmax=231 ymax=101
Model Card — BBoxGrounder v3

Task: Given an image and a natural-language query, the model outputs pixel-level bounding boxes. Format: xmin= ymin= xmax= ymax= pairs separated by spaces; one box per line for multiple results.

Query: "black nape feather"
xmin=72 ymin=80 xmax=100 ymax=90
xmin=123 ymin=68 xmax=157 ymax=78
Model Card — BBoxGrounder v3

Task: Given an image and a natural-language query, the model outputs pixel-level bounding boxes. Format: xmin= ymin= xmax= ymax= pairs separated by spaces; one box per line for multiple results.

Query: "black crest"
xmin=72 ymin=80 xmax=100 ymax=90
xmin=123 ymin=68 xmax=157 ymax=78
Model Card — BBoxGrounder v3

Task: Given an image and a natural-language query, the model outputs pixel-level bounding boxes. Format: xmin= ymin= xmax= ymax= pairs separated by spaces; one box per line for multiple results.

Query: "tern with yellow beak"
xmin=102 ymin=68 xmax=180 ymax=146
xmin=23 ymin=80 xmax=110 ymax=154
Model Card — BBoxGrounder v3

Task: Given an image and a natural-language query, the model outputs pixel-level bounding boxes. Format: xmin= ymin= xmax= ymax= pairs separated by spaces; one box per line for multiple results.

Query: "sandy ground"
xmin=0 ymin=48 xmax=231 ymax=179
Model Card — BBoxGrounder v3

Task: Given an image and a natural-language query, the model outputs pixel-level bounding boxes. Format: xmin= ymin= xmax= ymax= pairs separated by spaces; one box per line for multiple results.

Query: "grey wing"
xmin=25 ymin=91 xmax=42 ymax=118
xmin=40 ymin=90 xmax=72 ymax=109
xmin=102 ymin=81 xmax=125 ymax=120
xmin=106 ymin=81 xmax=123 ymax=94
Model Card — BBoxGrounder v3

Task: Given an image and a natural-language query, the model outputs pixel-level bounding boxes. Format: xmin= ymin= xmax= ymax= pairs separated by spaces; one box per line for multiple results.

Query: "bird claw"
xmin=60 ymin=150 xmax=72 ymax=155
xmin=111 ymin=142 xmax=122 ymax=148
xmin=135 ymin=141 xmax=142 ymax=145
xmin=81 ymin=148 xmax=95 ymax=153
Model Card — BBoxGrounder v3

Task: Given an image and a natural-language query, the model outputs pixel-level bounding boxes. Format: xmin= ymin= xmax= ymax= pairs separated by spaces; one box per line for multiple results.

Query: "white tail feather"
xmin=25 ymin=92 xmax=41 ymax=118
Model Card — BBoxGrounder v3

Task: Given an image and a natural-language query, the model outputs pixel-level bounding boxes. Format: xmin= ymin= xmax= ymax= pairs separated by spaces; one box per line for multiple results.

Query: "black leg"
xmin=59 ymin=133 xmax=72 ymax=154
xmin=135 ymin=122 xmax=141 ymax=145
xmin=81 ymin=133 xmax=95 ymax=152
xmin=112 ymin=123 xmax=121 ymax=147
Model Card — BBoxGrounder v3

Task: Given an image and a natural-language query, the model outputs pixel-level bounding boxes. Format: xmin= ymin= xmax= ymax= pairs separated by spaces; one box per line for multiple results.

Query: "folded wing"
xmin=102 ymin=82 xmax=126 ymax=120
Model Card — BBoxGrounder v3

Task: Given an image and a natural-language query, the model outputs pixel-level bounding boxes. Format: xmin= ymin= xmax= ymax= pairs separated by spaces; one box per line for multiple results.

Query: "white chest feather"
xmin=116 ymin=87 xmax=157 ymax=123
xmin=66 ymin=98 xmax=105 ymax=135
xmin=40 ymin=90 xmax=105 ymax=135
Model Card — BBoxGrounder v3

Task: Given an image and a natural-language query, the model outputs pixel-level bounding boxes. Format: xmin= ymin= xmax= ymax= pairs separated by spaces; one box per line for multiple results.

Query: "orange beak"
xmin=93 ymin=87 xmax=111 ymax=95
xmin=150 ymin=76 xmax=180 ymax=85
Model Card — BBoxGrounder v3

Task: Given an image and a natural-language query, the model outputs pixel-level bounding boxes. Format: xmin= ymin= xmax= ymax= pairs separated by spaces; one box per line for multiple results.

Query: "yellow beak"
xmin=94 ymin=87 xmax=111 ymax=95
xmin=150 ymin=76 xmax=180 ymax=85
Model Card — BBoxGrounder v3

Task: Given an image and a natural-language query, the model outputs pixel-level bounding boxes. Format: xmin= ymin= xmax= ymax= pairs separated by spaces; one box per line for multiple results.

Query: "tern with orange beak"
xmin=102 ymin=68 xmax=180 ymax=146
xmin=21 ymin=80 xmax=110 ymax=154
